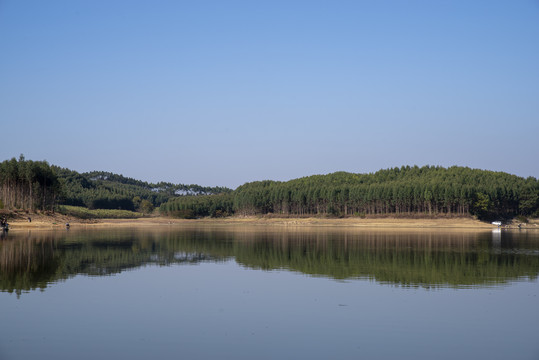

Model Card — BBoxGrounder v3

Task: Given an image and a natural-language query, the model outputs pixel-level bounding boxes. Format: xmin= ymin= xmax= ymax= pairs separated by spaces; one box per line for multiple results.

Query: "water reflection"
xmin=491 ymin=228 xmax=502 ymax=247
xmin=1 ymin=227 xmax=538 ymax=295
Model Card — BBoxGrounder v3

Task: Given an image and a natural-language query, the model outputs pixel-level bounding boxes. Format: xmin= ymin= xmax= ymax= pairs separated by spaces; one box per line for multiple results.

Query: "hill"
xmin=53 ymin=168 xmax=232 ymax=211
xmin=1 ymin=157 xmax=537 ymax=220
xmin=160 ymin=165 xmax=539 ymax=220
xmin=0 ymin=156 xmax=231 ymax=213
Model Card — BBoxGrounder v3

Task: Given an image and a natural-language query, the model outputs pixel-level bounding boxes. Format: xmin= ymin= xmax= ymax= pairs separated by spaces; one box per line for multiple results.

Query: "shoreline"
xmin=3 ymin=214 xmax=537 ymax=231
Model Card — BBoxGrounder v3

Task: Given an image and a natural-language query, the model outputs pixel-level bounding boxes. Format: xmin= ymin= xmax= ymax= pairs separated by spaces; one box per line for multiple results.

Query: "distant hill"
xmin=0 ymin=156 xmax=231 ymax=212
xmin=53 ymin=167 xmax=232 ymax=210
xmin=160 ymin=165 xmax=539 ymax=220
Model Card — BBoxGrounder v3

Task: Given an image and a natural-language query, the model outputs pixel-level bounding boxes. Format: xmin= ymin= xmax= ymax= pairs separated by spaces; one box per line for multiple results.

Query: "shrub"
xmin=58 ymin=205 xmax=143 ymax=219
xmin=170 ymin=209 xmax=196 ymax=219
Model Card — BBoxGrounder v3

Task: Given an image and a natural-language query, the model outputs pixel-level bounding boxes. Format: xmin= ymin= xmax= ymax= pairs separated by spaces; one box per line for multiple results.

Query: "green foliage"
xmin=162 ymin=193 xmax=234 ymax=218
xmin=1 ymin=156 xmax=232 ymax=213
xmin=519 ymin=180 xmax=539 ymax=216
xmin=139 ymin=199 xmax=154 ymax=214
xmin=473 ymin=192 xmax=492 ymax=220
xmin=0 ymin=157 xmax=61 ymax=211
xmin=160 ymin=165 xmax=539 ymax=220
xmin=132 ymin=196 xmax=142 ymax=210
xmin=170 ymin=209 xmax=197 ymax=219
xmin=57 ymin=205 xmax=144 ymax=219
xmin=52 ymin=167 xmax=231 ymax=210
xmin=3 ymin=158 xmax=538 ymax=220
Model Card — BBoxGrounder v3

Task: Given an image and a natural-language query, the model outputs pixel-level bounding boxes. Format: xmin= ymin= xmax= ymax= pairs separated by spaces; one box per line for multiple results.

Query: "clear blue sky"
xmin=1 ymin=1 xmax=538 ymax=188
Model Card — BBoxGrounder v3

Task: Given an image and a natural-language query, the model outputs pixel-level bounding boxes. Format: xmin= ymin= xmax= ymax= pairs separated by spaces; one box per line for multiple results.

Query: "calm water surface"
xmin=1 ymin=226 xmax=538 ymax=360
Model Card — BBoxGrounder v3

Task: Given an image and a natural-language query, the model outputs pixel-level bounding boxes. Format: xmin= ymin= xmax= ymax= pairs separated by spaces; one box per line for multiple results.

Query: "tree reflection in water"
xmin=1 ymin=227 xmax=538 ymax=295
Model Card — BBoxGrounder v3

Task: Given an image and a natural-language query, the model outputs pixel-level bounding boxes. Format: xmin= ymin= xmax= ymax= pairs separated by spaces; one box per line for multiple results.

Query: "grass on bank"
xmin=58 ymin=205 xmax=144 ymax=219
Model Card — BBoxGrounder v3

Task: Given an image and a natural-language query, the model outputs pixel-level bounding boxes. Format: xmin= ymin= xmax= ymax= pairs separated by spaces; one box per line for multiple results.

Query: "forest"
xmin=53 ymin=167 xmax=231 ymax=211
xmin=1 ymin=157 xmax=538 ymax=220
xmin=160 ymin=165 xmax=539 ymax=220
xmin=0 ymin=156 xmax=231 ymax=213
xmin=0 ymin=156 xmax=61 ymax=211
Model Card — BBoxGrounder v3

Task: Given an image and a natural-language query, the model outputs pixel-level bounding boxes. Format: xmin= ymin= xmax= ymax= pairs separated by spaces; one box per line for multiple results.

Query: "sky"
xmin=1 ymin=1 xmax=538 ymax=188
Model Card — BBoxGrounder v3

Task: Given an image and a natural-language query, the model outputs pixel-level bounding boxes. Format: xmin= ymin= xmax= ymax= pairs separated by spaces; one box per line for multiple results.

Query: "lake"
xmin=1 ymin=226 xmax=538 ymax=360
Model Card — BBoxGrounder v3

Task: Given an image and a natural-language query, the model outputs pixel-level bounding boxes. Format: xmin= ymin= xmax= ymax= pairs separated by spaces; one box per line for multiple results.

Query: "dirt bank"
xmin=4 ymin=212 xmax=536 ymax=231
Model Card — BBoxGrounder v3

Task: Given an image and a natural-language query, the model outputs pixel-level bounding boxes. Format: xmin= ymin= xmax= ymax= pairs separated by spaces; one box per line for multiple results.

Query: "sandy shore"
xmin=4 ymin=213 xmax=537 ymax=231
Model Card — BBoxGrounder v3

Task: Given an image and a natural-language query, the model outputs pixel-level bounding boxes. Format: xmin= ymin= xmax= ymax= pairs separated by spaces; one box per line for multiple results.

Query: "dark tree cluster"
xmin=160 ymin=194 xmax=234 ymax=218
xmin=161 ymin=166 xmax=539 ymax=220
xmin=0 ymin=156 xmax=61 ymax=211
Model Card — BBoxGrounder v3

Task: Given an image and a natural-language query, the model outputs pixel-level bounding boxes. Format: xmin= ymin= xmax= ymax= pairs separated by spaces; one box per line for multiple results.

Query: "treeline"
xmin=0 ymin=156 xmax=231 ymax=212
xmin=161 ymin=166 xmax=539 ymax=220
xmin=3 ymin=157 xmax=538 ymax=219
xmin=0 ymin=156 xmax=61 ymax=211
xmin=161 ymin=194 xmax=234 ymax=219
xmin=53 ymin=167 xmax=231 ymax=211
